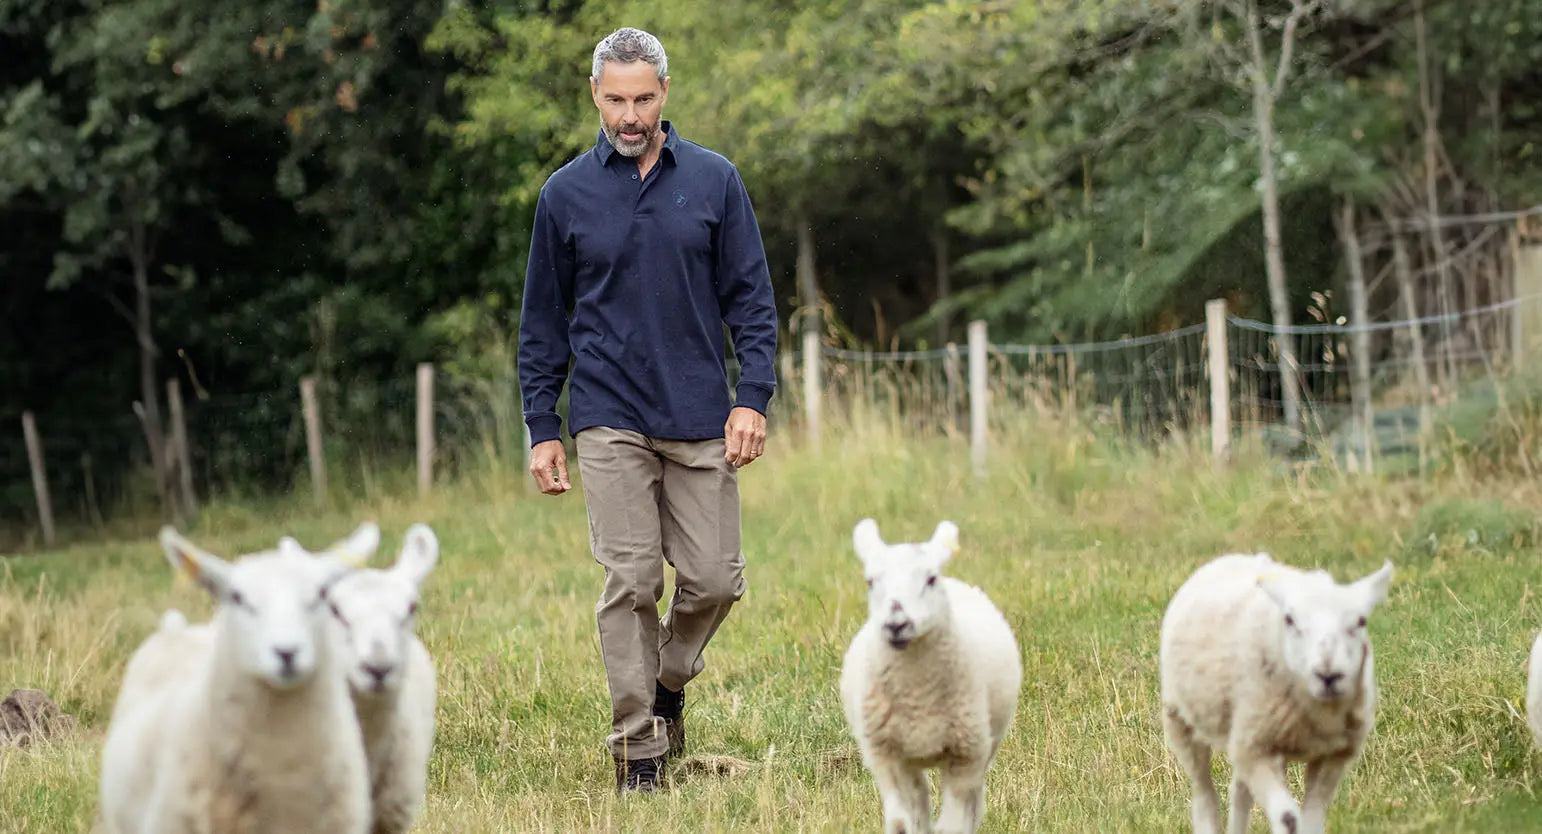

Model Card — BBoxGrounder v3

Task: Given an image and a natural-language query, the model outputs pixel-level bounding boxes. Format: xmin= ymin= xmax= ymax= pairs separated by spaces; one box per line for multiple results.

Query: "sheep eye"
xmin=1284 ymin=614 xmax=1295 ymax=628
xmin=407 ymin=601 xmax=419 ymax=617
xmin=328 ymin=602 xmax=348 ymax=625
xmin=229 ymin=590 xmax=247 ymax=608
xmin=1356 ymin=616 xmax=1366 ymax=628
xmin=925 ymin=575 xmax=938 ymax=589
xmin=864 ymin=577 xmax=874 ymax=589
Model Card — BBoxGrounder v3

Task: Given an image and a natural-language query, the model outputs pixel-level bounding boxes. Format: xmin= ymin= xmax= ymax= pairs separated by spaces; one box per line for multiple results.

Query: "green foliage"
xmin=3 ymin=0 xmax=1540 ymax=527
xmin=1405 ymin=497 xmax=1541 ymax=558
xmin=1422 ymin=370 xmax=1542 ymax=481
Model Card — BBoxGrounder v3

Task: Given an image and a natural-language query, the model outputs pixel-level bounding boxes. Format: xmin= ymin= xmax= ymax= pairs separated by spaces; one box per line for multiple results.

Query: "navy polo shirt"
xmin=517 ymin=121 xmax=779 ymax=445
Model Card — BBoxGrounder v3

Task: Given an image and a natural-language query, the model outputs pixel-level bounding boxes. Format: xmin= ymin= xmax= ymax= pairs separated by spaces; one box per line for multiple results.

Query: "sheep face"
xmin=852 ymin=518 xmax=960 ymax=650
xmin=1257 ymin=560 xmax=1394 ymax=702
xmin=160 ymin=525 xmax=380 ymax=690
xmin=326 ymin=524 xmax=439 ymax=696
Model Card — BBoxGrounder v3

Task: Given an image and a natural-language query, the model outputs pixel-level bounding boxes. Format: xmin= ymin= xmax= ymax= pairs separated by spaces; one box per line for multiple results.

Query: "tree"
xmin=1 ymin=0 xmax=241 ymax=519
xmin=1196 ymin=0 xmax=1324 ymax=435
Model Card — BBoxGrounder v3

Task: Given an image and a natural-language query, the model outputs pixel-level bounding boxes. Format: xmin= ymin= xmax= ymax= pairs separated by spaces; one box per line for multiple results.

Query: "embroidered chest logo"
xmin=671 ymin=189 xmax=688 ymax=209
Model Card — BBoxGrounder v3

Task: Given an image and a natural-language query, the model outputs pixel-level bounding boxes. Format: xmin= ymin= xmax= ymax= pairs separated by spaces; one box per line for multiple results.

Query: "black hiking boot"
xmin=614 ymin=753 xmax=667 ymax=794
xmin=653 ymin=681 xmax=685 ymax=759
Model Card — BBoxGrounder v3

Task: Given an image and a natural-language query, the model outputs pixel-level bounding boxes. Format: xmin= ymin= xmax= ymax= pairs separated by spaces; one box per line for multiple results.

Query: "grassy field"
xmin=5 ymin=417 xmax=1542 ymax=832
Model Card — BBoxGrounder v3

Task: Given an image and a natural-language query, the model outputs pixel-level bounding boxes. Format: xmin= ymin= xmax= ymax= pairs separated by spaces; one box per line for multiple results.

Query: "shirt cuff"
xmin=526 ymin=414 xmax=563 ymax=446
xmin=733 ymin=382 xmax=773 ymax=416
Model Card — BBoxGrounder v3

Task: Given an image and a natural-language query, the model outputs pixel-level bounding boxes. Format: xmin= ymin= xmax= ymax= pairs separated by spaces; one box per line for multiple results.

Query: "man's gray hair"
xmin=590 ymin=27 xmax=667 ymax=81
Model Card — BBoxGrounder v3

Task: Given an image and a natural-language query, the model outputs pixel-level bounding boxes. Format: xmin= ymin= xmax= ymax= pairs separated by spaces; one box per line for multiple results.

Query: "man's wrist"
xmin=526 ymin=414 xmax=562 ymax=446
xmin=733 ymin=383 xmax=772 ymax=416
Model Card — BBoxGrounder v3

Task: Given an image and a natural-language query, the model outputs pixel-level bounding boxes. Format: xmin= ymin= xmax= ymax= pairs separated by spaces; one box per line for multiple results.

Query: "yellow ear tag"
xmin=169 ymin=546 xmax=200 ymax=589
xmin=338 ymin=550 xmax=370 ymax=568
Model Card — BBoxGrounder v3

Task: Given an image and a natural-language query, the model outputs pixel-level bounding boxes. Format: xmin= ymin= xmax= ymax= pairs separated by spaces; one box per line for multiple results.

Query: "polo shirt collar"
xmin=595 ymin=120 xmax=679 ymax=166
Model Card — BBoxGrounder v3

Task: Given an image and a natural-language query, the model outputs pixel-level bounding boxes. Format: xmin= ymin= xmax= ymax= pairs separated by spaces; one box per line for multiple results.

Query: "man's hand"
xmin=724 ymin=407 xmax=767 ymax=469
xmin=529 ymin=439 xmax=571 ymax=495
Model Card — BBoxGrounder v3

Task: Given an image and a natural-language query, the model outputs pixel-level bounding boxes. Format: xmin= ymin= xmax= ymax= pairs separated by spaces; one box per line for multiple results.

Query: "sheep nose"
xmin=883 ymin=621 xmax=910 ymax=638
xmin=363 ymin=663 xmax=391 ymax=684
xmin=1316 ymin=671 xmax=1344 ymax=691
xmin=273 ymin=646 xmax=299 ymax=675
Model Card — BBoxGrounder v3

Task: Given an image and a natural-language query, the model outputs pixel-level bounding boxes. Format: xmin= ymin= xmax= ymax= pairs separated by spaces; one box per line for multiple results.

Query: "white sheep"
xmin=838 ymin=518 xmax=1022 ymax=834
xmin=1159 ymin=552 xmax=1394 ymax=834
xmin=97 ymin=524 xmax=380 ymax=834
xmin=323 ymin=523 xmax=440 ymax=834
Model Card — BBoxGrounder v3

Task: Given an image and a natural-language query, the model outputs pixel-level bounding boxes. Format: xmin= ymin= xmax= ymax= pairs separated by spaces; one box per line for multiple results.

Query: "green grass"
xmin=6 ymin=417 xmax=1542 ymax=831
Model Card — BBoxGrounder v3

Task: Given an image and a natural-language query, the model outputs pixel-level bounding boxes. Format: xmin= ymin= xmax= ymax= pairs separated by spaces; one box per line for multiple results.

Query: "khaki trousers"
xmin=575 ymin=427 xmax=747 ymax=760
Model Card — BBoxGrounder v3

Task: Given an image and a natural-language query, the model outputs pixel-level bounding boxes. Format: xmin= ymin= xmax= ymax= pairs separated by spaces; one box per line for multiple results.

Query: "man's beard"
xmin=602 ymin=117 xmax=660 ymax=158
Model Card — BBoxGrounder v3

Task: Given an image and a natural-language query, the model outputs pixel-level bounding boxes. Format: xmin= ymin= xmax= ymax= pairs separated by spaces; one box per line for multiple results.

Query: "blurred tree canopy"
xmin=2 ymin=0 xmax=1539 ymax=520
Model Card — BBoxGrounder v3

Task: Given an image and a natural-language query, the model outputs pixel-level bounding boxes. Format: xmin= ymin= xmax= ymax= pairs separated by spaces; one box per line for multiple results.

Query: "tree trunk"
xmin=130 ymin=222 xmax=170 ymax=517
xmin=1415 ymin=0 xmax=1456 ymax=393
xmin=1486 ymin=80 xmax=1504 ymax=356
xmin=932 ymin=226 xmax=951 ymax=347
xmin=1337 ymin=197 xmax=1373 ymax=472
xmin=1391 ymin=228 xmax=1432 ymax=467
xmin=796 ymin=217 xmax=820 ymax=336
xmin=1246 ymin=0 xmax=1304 ymax=435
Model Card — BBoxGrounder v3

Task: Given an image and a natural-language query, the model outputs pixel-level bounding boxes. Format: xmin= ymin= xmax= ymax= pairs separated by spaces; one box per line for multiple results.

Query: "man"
xmin=516 ymin=27 xmax=779 ymax=794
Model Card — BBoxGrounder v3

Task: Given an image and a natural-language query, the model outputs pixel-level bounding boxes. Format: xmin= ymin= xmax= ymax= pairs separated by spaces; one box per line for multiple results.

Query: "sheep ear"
xmin=321 ymin=521 xmax=380 ymax=568
xmin=1256 ymin=569 xmax=1291 ymax=611
xmin=853 ymin=518 xmax=885 ymax=568
xmin=927 ymin=520 xmax=959 ymax=566
xmin=394 ymin=524 xmax=439 ymax=587
xmin=160 ymin=526 xmax=232 ymax=599
xmin=1354 ymin=560 xmax=1394 ymax=611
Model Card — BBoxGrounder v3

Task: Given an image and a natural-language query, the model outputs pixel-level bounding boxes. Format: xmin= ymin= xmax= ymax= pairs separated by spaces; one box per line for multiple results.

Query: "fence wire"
xmin=1227 ymin=293 xmax=1526 ymax=442
xmin=6 ymin=293 xmax=1541 ymax=540
xmin=809 ymin=325 xmax=1211 ymax=440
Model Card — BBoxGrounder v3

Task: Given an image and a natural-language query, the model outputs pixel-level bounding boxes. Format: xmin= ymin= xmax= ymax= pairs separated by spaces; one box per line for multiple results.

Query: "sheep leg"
xmin=872 ymin=757 xmax=931 ymax=834
xmin=1163 ymin=707 xmax=1220 ymax=834
xmin=1225 ymin=775 xmax=1253 ymax=834
xmin=1300 ymin=754 xmax=1351 ymax=834
xmin=1234 ymin=752 xmax=1299 ymax=834
xmin=935 ymin=758 xmax=988 ymax=834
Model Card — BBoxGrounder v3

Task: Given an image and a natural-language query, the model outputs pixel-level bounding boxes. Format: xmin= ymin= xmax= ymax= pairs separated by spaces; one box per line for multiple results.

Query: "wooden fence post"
xmin=1517 ymin=235 xmax=1542 ymax=368
xmin=167 ymin=378 xmax=198 ymax=518
xmin=21 ymin=411 xmax=55 ymax=548
xmin=1339 ymin=198 xmax=1374 ymax=473
xmin=778 ymin=349 xmax=797 ymax=432
xmin=1206 ymin=299 xmax=1231 ymax=468
xmin=417 ymin=363 xmax=434 ymax=499
xmin=1510 ymin=228 xmax=1525 ymax=370
xmin=863 ymin=349 xmax=876 ymax=413
xmin=968 ymin=320 xmax=988 ymax=478
xmin=803 ymin=328 xmax=821 ymax=450
xmin=300 ymin=376 xmax=326 ymax=509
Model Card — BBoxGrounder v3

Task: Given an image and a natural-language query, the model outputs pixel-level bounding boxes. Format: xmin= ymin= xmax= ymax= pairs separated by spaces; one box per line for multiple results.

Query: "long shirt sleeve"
xmin=517 ymin=186 xmax=574 ymax=446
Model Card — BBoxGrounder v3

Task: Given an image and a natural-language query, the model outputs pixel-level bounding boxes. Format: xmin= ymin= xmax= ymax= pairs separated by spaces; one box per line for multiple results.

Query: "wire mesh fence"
xmin=782 ymin=293 xmax=1542 ymax=461
xmin=1227 ymin=293 xmax=1534 ymax=457
xmin=7 ymin=291 xmax=1542 ymax=545
xmin=805 ymin=324 xmax=1212 ymax=442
